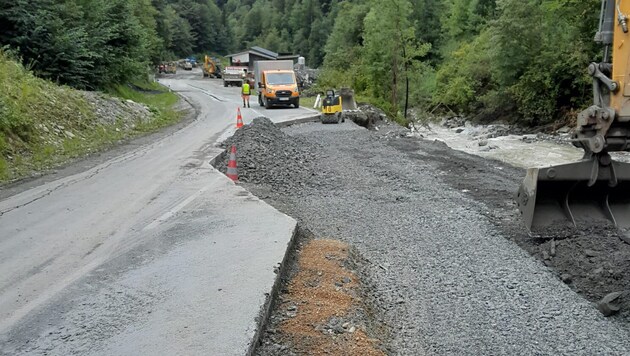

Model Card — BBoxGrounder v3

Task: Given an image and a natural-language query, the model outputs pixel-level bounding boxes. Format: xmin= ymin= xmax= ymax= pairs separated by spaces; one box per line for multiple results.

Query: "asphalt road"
xmin=0 ymin=68 xmax=311 ymax=355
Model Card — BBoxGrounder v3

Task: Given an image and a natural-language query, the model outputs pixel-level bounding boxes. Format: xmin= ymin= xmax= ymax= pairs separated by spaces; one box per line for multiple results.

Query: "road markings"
xmin=250 ymin=108 xmax=264 ymax=117
xmin=143 ymin=185 xmax=210 ymax=231
xmin=187 ymin=84 xmax=226 ymax=101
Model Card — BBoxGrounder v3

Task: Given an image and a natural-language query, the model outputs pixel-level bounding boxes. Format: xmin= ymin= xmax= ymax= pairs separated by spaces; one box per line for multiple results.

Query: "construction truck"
xmin=202 ymin=55 xmax=222 ymax=78
xmin=320 ymin=88 xmax=358 ymax=124
xmin=516 ymin=0 xmax=630 ymax=233
xmin=222 ymin=66 xmax=247 ymax=87
xmin=168 ymin=63 xmax=177 ymax=74
xmin=254 ymin=60 xmax=300 ymax=109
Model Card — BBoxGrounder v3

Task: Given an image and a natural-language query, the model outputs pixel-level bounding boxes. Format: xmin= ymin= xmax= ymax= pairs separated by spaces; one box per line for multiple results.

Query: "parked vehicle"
xmin=158 ymin=62 xmax=176 ymax=74
xmin=254 ymin=60 xmax=300 ymax=109
xmin=222 ymin=66 xmax=247 ymax=87
xmin=186 ymin=56 xmax=197 ymax=68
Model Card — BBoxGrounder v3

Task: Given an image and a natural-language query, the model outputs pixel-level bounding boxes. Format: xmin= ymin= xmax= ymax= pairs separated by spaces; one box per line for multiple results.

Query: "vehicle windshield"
xmin=266 ymin=73 xmax=294 ymax=85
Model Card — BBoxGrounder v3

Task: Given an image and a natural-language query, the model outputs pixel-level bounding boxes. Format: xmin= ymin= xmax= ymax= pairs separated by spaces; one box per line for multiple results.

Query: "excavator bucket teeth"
xmin=516 ymin=159 xmax=630 ymax=233
xmin=339 ymin=88 xmax=357 ymax=111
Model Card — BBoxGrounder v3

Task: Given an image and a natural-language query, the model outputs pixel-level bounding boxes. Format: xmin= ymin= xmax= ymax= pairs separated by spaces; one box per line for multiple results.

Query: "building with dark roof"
xmin=227 ymin=47 xmax=301 ymax=72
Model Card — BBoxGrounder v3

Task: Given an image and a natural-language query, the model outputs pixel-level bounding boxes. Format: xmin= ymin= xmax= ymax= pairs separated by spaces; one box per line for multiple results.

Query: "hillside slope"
xmin=0 ymin=51 xmax=181 ymax=183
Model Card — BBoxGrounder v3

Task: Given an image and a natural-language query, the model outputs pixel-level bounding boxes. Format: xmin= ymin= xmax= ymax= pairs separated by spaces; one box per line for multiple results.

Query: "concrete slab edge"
xmin=206 ymin=116 xmax=318 ymax=354
xmin=274 ymin=114 xmax=321 ymax=128
xmin=246 ymin=223 xmax=299 ymax=356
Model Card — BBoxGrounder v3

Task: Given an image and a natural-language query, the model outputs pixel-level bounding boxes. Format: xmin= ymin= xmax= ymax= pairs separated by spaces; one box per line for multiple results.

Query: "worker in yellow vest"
xmin=241 ymin=81 xmax=251 ymax=108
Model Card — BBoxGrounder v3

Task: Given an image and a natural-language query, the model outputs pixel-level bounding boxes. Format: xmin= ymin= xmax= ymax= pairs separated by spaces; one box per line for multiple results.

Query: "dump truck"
xmin=223 ymin=66 xmax=247 ymax=87
xmin=254 ymin=60 xmax=300 ymax=109
xmin=516 ymin=0 xmax=630 ymax=233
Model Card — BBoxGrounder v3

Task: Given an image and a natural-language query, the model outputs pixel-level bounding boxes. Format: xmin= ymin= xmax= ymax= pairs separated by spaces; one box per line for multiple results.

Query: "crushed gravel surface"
xmin=214 ymin=119 xmax=630 ymax=355
xmin=215 ymin=117 xmax=319 ymax=193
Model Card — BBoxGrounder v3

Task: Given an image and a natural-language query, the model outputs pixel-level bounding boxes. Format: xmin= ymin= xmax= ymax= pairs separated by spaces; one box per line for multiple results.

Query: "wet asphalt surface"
xmin=0 ymin=72 xmax=309 ymax=355
xmin=218 ymin=119 xmax=630 ymax=355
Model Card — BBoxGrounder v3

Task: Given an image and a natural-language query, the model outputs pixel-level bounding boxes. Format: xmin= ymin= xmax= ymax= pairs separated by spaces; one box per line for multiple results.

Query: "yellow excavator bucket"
xmin=516 ymin=157 xmax=630 ymax=233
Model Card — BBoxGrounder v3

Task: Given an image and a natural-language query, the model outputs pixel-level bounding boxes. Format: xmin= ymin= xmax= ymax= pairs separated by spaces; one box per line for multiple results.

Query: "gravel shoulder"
xmin=215 ymin=118 xmax=630 ymax=355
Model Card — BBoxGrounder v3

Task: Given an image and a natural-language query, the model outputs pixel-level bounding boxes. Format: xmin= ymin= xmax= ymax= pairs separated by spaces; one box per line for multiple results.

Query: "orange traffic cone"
xmin=226 ymin=145 xmax=238 ymax=182
xmin=236 ymin=108 xmax=244 ymax=129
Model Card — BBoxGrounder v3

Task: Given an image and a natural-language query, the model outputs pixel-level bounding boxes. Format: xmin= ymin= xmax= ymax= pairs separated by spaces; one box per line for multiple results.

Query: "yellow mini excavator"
xmin=517 ymin=0 xmax=630 ymax=233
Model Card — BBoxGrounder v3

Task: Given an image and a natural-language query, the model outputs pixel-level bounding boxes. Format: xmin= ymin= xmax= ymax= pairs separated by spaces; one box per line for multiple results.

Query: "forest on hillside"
xmin=0 ymin=0 xmax=602 ymax=125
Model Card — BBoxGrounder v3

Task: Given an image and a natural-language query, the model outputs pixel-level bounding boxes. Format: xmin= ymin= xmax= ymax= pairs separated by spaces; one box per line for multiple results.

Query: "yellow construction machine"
xmin=320 ymin=88 xmax=357 ymax=124
xmin=202 ymin=55 xmax=222 ymax=78
xmin=517 ymin=0 xmax=630 ymax=233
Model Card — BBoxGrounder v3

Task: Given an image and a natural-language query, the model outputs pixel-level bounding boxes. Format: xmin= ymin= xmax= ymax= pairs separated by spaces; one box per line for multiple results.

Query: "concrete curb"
xmin=246 ymin=224 xmax=299 ymax=355
xmin=208 ymin=114 xmax=319 ymax=354
xmin=274 ymin=114 xmax=321 ymax=128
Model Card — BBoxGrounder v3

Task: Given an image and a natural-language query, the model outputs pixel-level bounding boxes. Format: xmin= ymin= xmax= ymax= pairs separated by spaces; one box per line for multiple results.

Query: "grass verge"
xmin=107 ymin=81 xmax=181 ymax=132
xmin=0 ymin=50 xmax=183 ymax=183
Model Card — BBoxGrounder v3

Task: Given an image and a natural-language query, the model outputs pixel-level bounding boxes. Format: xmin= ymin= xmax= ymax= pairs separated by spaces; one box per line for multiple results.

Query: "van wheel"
xmin=264 ymin=97 xmax=272 ymax=109
xmin=293 ymin=98 xmax=300 ymax=108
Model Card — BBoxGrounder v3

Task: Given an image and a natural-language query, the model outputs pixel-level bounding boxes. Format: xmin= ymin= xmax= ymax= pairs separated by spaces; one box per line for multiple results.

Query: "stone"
xmin=597 ymin=292 xmax=623 ymax=317
xmin=542 ymin=251 xmax=550 ymax=260
xmin=560 ymin=274 xmax=572 ymax=284
xmin=557 ymin=126 xmax=571 ymax=134
xmin=584 ymin=249 xmax=598 ymax=258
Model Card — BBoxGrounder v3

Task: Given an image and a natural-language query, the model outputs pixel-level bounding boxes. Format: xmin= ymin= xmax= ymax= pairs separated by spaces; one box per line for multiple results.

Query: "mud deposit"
xmin=256 ymin=233 xmax=386 ymax=356
xmin=214 ymin=119 xmax=630 ymax=354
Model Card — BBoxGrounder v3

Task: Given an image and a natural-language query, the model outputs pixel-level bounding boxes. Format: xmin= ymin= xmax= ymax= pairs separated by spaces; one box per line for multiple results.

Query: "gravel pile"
xmin=294 ymin=66 xmax=319 ymax=90
xmin=339 ymin=103 xmax=389 ymax=130
xmin=214 ymin=117 xmax=321 ymax=193
xmin=244 ymin=120 xmax=630 ymax=355
xmin=82 ymin=91 xmax=152 ymax=126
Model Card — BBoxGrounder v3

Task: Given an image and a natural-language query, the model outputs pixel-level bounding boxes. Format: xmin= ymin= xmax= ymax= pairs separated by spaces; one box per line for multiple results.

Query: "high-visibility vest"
xmin=242 ymin=83 xmax=251 ymax=95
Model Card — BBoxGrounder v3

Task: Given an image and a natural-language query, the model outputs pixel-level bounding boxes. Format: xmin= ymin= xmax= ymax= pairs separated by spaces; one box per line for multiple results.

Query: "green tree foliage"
xmin=0 ymin=0 xmax=608 ymax=127
xmin=433 ymin=0 xmax=600 ymax=125
xmin=0 ymin=0 xmax=231 ymax=89
xmin=320 ymin=0 xmax=430 ymax=119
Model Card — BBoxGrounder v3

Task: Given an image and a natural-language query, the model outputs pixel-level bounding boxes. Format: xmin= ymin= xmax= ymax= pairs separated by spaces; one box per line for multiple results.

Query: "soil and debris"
xmin=257 ymin=237 xmax=386 ymax=356
xmin=214 ymin=117 xmax=630 ymax=354
xmin=81 ymin=91 xmax=152 ymax=126
xmin=294 ymin=66 xmax=319 ymax=91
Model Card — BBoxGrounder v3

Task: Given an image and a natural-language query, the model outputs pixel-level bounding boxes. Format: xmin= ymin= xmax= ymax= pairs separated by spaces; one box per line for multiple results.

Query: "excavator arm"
xmin=516 ymin=0 xmax=630 ymax=232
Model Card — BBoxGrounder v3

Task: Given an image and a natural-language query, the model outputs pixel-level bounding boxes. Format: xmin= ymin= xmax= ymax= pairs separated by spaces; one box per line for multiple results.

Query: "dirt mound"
xmin=214 ymin=117 xmax=320 ymax=192
xmin=339 ymin=104 xmax=389 ymax=130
